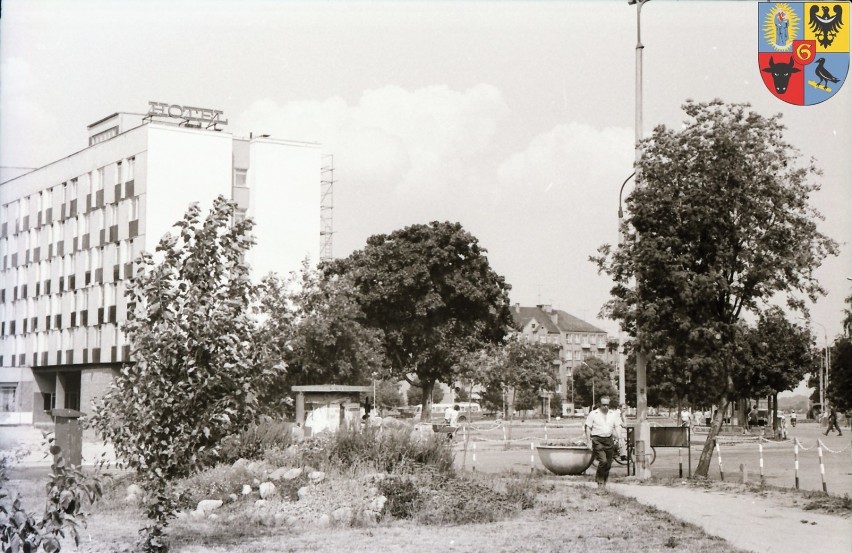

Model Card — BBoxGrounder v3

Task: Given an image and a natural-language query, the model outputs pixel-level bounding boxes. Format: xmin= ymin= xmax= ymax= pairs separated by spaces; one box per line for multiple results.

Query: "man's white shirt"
xmin=584 ymin=408 xmax=622 ymax=437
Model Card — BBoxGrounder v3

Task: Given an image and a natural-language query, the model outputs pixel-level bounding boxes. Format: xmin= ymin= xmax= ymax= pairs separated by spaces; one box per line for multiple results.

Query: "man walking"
xmin=824 ymin=408 xmax=842 ymax=436
xmin=585 ymin=395 xmax=623 ymax=491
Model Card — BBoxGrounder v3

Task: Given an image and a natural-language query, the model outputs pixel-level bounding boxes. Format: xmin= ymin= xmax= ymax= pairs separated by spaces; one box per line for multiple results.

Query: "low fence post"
xmin=472 ymin=441 xmax=477 ymax=472
xmin=715 ymin=439 xmax=725 ymax=481
xmin=530 ymin=441 xmax=535 ymax=473
xmin=794 ymin=439 xmax=800 ymax=490
xmin=759 ymin=440 xmax=765 ymax=484
xmin=818 ymin=440 xmax=827 ymax=493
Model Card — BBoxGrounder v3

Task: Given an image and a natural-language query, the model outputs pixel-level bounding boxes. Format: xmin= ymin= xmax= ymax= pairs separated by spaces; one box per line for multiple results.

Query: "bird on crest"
xmin=814 ymin=58 xmax=840 ymax=89
xmin=809 ymin=5 xmax=844 ymax=48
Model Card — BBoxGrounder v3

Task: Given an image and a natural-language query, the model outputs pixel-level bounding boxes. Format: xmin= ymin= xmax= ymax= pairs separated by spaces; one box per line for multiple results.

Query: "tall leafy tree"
xmin=739 ymin=307 xmax=814 ymax=429
xmin=326 ymin=221 xmax=513 ymax=421
xmin=255 ymin=266 xmax=386 ymax=394
xmin=829 ymin=337 xmax=852 ymax=412
xmin=572 ymin=357 xmax=617 ymax=409
xmin=594 ymin=101 xmax=837 ymax=477
xmin=464 ymin=338 xmax=557 ymax=425
xmin=90 ymin=197 xmax=282 ymax=550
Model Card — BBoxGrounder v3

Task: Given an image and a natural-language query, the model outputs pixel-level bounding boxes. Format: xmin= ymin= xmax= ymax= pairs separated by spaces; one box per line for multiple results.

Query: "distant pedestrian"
xmin=584 ymin=395 xmax=623 ymax=491
xmin=444 ymin=404 xmax=460 ymax=427
xmin=680 ymin=409 xmax=691 ymax=427
xmin=824 ymin=408 xmax=842 ymax=436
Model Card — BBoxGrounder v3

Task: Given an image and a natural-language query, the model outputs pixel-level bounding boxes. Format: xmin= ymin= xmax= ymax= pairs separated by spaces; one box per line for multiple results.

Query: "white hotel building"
xmin=0 ymin=106 xmax=320 ymax=426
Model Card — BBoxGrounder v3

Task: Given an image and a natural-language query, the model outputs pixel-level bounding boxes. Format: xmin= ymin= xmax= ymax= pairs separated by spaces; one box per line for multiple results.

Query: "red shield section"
xmin=758 ymin=53 xmax=805 ymax=105
xmin=792 ymin=40 xmax=816 ymax=66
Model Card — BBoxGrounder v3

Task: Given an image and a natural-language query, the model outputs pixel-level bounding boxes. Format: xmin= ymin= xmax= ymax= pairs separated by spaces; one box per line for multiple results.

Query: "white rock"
xmin=196 ymin=499 xmax=223 ymax=514
xmin=232 ymin=458 xmax=249 ymax=469
xmin=269 ymin=467 xmax=289 ymax=480
xmin=252 ymin=478 xmax=261 ymax=487
xmin=286 ymin=515 xmax=298 ymax=526
xmin=241 ymin=484 xmax=252 ymax=495
xmin=228 ymin=493 xmax=238 ymax=503
xmin=274 ymin=513 xmax=286 ymax=526
xmin=126 ymin=484 xmax=143 ymax=496
xmin=370 ymin=495 xmax=387 ymax=512
xmin=316 ymin=514 xmax=330 ymax=528
xmin=331 ymin=507 xmax=353 ymax=524
xmin=254 ymin=499 xmax=267 ymax=508
xmin=297 ymin=486 xmax=310 ymax=500
xmin=359 ymin=509 xmax=379 ymax=525
xmin=282 ymin=468 xmax=303 ymax=481
xmin=246 ymin=461 xmax=260 ymax=473
xmin=124 ymin=494 xmax=138 ymax=504
xmin=308 ymin=471 xmax=325 ymax=483
xmin=259 ymin=482 xmax=276 ymax=499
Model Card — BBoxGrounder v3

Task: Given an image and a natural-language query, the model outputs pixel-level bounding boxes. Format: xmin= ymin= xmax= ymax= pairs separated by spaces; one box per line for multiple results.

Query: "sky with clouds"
xmin=2 ymin=0 xmax=850 ymax=352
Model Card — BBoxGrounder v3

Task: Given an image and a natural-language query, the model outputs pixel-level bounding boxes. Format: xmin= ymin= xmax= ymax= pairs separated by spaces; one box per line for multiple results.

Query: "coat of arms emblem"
xmin=759 ymin=2 xmax=850 ymax=105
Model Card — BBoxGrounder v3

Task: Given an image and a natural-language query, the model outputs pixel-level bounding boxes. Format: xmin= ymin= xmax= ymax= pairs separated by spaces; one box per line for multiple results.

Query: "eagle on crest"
xmin=809 ymin=4 xmax=844 ymax=47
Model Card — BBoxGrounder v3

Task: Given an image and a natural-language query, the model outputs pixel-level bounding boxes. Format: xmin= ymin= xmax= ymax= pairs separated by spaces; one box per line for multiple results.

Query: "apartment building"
xmin=0 ymin=104 xmax=320 ymax=425
xmin=511 ymin=304 xmax=615 ymax=414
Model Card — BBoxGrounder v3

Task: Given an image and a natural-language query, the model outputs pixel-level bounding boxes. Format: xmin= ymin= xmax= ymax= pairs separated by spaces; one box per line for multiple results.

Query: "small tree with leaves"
xmin=90 ymin=197 xmax=283 ymax=551
xmin=594 ymin=101 xmax=837 ymax=477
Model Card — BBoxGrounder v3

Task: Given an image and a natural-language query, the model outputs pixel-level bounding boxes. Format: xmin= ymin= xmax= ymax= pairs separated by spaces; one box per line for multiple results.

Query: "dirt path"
xmin=600 ymin=482 xmax=851 ymax=553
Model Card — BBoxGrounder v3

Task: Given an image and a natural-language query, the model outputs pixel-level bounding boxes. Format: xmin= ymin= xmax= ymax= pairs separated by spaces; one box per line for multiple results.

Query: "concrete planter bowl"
xmin=536 ymin=445 xmax=593 ymax=475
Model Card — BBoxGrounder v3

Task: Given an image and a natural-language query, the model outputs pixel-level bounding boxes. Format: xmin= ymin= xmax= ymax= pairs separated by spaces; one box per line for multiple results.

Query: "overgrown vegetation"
xmin=0 ymin=443 xmax=103 ymax=553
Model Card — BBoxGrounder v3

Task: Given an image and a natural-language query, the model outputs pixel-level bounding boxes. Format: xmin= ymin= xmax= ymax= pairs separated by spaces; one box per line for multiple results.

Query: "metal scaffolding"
xmin=320 ymin=154 xmax=335 ymax=262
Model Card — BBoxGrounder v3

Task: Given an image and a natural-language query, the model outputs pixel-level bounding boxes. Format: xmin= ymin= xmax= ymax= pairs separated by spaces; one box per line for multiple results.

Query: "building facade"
xmin=0 ymin=109 xmax=320 ymax=426
xmin=511 ymin=304 xmax=615 ymax=415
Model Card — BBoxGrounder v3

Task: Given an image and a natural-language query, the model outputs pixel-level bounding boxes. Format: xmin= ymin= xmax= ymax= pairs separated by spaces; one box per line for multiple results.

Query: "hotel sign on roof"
xmin=145 ymin=101 xmax=228 ymax=129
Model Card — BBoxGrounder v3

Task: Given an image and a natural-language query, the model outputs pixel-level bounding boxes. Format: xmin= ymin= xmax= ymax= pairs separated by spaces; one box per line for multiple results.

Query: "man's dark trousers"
xmin=592 ymin=435 xmax=615 ymax=486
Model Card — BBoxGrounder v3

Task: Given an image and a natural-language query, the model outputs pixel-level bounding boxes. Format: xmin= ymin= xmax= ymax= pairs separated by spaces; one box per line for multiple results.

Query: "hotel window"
xmin=70 ymin=178 xmax=78 ymax=201
xmin=0 ymin=385 xmax=16 ymax=412
xmin=116 ymin=161 xmax=123 ymax=184
xmin=45 ymin=188 xmax=53 ymax=212
xmin=130 ymin=197 xmax=139 ymax=221
xmin=36 ymin=193 xmax=44 ymax=216
xmin=126 ymin=157 xmax=135 ymax=181
xmin=234 ymin=168 xmax=248 ymax=188
xmin=95 ymin=168 xmax=105 ymax=193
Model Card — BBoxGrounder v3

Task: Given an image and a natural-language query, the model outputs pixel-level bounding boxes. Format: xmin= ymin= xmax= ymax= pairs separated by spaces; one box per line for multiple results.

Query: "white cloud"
xmin=237 ymin=84 xmax=509 ymax=198
xmin=0 ymin=57 xmax=56 ymax=177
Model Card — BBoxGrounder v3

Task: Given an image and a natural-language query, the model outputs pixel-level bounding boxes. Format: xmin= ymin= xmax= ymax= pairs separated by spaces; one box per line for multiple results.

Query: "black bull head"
xmin=762 ymin=56 xmax=800 ymax=94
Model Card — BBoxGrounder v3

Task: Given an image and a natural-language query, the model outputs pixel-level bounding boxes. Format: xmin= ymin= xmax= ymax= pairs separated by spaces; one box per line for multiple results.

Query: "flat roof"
xmin=291 ymin=385 xmax=372 ymax=393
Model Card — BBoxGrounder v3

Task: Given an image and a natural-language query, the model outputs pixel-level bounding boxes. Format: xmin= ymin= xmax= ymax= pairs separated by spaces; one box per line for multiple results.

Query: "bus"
xmin=411 ymin=402 xmax=483 ymax=423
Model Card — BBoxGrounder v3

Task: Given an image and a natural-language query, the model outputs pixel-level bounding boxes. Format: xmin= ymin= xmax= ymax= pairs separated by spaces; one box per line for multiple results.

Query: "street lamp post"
xmin=812 ymin=321 xmax=830 ymax=414
xmin=628 ymin=0 xmax=651 ymax=479
xmin=617 ymin=171 xmax=635 ymax=410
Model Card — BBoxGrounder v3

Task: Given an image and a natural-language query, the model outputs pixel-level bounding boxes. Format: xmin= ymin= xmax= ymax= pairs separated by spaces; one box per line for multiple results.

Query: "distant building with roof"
xmin=511 ymin=304 xmax=615 ymax=415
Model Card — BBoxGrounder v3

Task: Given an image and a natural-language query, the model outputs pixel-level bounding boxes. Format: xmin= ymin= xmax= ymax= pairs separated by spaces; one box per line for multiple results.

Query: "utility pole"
xmin=629 ymin=0 xmax=652 ymax=480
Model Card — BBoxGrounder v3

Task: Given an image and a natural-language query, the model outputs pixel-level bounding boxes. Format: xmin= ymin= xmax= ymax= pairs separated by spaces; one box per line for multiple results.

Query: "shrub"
xmin=321 ymin=426 xmax=454 ymax=474
xmin=217 ymin=417 xmax=295 ymax=464
xmin=0 ymin=443 xmax=103 ymax=553
xmin=378 ymin=475 xmax=421 ymax=519
xmin=414 ymin=476 xmax=519 ymax=525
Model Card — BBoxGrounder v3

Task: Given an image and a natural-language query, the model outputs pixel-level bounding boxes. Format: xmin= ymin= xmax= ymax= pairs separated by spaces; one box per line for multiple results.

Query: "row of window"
xmin=1 ymin=194 xmax=140 ymax=271
xmin=0 ymin=158 xmax=136 ymax=239
xmin=533 ymin=332 xmax=608 ymax=348
xmin=1 ymin=345 xmax=132 ymax=371
xmin=1 ymin=324 xmax=129 ymax=368
xmin=1 ymin=281 xmax=131 ymax=337
xmin=2 ymin=238 xmax=137 ymax=300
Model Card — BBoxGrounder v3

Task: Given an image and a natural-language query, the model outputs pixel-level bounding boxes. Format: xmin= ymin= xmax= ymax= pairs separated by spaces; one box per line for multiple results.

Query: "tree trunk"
xmin=695 ymin=396 xmax=730 ymax=477
xmin=420 ymin=379 xmax=435 ymax=422
xmin=772 ymin=392 xmax=778 ymax=434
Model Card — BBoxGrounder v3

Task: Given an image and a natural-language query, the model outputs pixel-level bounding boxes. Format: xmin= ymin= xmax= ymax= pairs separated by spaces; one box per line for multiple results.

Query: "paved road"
xmin=598 ymin=481 xmax=852 ymax=553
